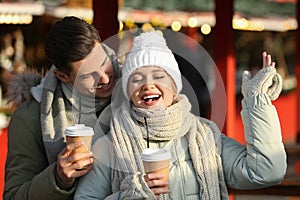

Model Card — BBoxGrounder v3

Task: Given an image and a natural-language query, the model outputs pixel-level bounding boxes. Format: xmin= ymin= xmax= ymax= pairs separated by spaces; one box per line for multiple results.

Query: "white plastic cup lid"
xmin=141 ymin=148 xmax=171 ymax=162
xmin=65 ymin=124 xmax=94 ymax=137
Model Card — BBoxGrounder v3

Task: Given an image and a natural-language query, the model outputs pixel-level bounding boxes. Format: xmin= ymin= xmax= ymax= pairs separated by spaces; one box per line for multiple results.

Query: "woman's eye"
xmin=153 ymin=73 xmax=166 ymax=79
xmin=154 ymin=75 xmax=165 ymax=79
xmin=131 ymin=78 xmax=142 ymax=83
xmin=130 ymin=75 xmax=143 ymax=83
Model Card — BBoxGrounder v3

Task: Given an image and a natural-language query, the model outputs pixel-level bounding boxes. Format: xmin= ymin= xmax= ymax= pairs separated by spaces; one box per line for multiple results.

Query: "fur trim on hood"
xmin=7 ymin=69 xmax=42 ymax=108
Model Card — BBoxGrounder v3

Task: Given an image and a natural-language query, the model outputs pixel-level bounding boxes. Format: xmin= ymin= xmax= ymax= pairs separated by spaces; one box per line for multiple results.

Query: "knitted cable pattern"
xmin=241 ymin=66 xmax=282 ymax=100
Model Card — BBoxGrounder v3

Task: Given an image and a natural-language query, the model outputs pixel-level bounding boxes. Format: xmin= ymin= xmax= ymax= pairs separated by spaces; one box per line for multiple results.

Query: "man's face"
xmin=68 ymin=42 xmax=115 ymax=99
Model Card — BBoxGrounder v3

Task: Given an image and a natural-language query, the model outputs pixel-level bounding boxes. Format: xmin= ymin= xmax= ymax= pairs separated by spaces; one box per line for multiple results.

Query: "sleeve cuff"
xmin=242 ymin=93 xmax=272 ymax=109
xmin=54 ymin=164 xmax=77 ymax=191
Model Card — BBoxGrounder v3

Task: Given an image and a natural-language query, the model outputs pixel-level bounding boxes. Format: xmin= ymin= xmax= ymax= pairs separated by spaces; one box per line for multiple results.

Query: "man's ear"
xmin=53 ymin=69 xmax=71 ymax=83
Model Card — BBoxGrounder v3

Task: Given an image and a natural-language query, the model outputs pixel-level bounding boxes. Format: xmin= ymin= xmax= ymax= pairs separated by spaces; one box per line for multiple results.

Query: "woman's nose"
xmin=141 ymin=82 xmax=155 ymax=90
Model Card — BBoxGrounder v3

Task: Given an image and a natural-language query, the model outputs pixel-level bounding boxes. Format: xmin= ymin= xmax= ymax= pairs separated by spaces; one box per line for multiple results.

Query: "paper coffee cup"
xmin=141 ymin=148 xmax=171 ymax=184
xmin=65 ymin=124 xmax=94 ymax=169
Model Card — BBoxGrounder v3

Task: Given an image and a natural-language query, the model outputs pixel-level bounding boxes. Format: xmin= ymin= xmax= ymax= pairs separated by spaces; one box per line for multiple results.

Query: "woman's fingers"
xmin=262 ymin=51 xmax=271 ymax=67
xmin=271 ymin=61 xmax=276 ymax=68
xmin=262 ymin=51 xmax=276 ymax=68
xmin=144 ymin=173 xmax=165 ymax=182
xmin=144 ymin=173 xmax=170 ymax=195
xmin=262 ymin=51 xmax=267 ymax=67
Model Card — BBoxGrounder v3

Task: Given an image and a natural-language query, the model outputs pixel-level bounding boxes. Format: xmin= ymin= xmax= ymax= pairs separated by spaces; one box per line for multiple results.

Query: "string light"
xmin=125 ymin=16 xmax=135 ymax=28
xmin=233 ymin=18 xmax=264 ymax=31
xmin=0 ymin=14 xmax=33 ymax=24
xmin=200 ymin=24 xmax=211 ymax=35
xmin=119 ymin=12 xmax=297 ymax=32
xmin=187 ymin=17 xmax=197 ymax=28
xmin=119 ymin=21 xmax=124 ymax=31
xmin=171 ymin=21 xmax=181 ymax=32
xmin=142 ymin=23 xmax=154 ymax=32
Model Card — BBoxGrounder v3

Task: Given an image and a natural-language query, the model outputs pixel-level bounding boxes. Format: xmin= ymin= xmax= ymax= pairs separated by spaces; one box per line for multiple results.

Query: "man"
xmin=4 ymin=16 xmax=119 ymax=200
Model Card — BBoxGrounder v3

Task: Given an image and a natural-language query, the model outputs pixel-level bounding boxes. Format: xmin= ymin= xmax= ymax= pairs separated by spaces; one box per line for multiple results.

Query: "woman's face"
xmin=128 ymin=66 xmax=176 ymax=110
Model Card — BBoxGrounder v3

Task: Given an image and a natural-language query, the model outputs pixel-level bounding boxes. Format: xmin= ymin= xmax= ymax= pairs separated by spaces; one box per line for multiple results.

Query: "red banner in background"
xmin=0 ymin=128 xmax=8 ymax=200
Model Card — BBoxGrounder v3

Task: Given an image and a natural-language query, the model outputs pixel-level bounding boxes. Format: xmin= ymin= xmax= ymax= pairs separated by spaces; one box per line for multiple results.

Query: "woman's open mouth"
xmin=142 ymin=94 xmax=161 ymax=106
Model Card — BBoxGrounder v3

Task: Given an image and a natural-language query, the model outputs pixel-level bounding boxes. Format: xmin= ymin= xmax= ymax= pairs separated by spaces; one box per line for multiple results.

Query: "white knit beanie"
xmin=122 ymin=31 xmax=182 ymax=99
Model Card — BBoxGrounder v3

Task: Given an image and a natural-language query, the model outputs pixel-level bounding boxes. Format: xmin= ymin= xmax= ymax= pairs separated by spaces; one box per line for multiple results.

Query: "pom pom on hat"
xmin=122 ymin=31 xmax=182 ymax=99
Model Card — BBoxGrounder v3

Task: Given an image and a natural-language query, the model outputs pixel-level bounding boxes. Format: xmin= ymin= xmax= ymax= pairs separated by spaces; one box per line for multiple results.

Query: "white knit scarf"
xmin=110 ymin=94 xmax=229 ymax=199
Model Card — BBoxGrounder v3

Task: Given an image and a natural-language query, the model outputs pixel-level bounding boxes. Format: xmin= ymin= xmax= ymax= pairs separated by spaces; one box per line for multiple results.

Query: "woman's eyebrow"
xmin=131 ymin=71 xmax=142 ymax=77
xmin=151 ymin=69 xmax=165 ymax=73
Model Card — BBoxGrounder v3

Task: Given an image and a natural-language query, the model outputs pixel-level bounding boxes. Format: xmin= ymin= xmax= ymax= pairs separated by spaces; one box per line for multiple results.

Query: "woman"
xmin=75 ymin=31 xmax=286 ymax=200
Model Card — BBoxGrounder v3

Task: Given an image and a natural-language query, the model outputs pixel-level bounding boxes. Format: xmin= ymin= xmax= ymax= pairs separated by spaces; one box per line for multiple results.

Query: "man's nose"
xmin=97 ymin=71 xmax=110 ymax=84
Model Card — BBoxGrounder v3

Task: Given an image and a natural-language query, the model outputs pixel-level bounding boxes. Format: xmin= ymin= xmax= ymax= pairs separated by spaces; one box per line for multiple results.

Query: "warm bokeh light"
xmin=155 ymin=30 xmax=163 ymax=36
xmin=200 ymin=23 xmax=211 ymax=35
xmin=233 ymin=18 xmax=264 ymax=31
xmin=129 ymin=24 xmax=139 ymax=33
xmin=233 ymin=18 xmax=249 ymax=30
xmin=142 ymin=23 xmax=154 ymax=32
xmin=151 ymin=16 xmax=161 ymax=27
xmin=0 ymin=14 xmax=33 ymax=24
xmin=125 ymin=16 xmax=135 ymax=28
xmin=187 ymin=17 xmax=198 ymax=28
xmin=171 ymin=21 xmax=181 ymax=31
xmin=119 ymin=20 xmax=124 ymax=31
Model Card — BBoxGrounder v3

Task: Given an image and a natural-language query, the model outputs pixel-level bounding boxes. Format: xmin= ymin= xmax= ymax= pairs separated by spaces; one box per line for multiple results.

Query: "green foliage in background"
xmin=123 ymin=0 xmax=295 ymax=17
xmin=123 ymin=0 xmax=214 ymax=12
xmin=235 ymin=0 xmax=295 ymax=17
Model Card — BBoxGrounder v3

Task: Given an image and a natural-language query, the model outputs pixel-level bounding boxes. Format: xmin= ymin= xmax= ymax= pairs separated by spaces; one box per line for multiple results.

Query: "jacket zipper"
xmin=172 ymin=139 xmax=187 ymax=200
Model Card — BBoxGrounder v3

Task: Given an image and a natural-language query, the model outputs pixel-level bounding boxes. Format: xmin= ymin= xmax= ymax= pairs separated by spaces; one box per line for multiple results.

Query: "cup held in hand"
xmin=141 ymin=148 xmax=171 ymax=185
xmin=65 ymin=124 xmax=94 ymax=169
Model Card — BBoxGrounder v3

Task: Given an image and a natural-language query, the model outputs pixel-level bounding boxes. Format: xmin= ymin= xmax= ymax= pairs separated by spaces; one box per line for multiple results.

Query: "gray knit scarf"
xmin=110 ymin=94 xmax=229 ymax=200
xmin=40 ymin=67 xmax=110 ymax=164
xmin=40 ymin=44 xmax=119 ymax=164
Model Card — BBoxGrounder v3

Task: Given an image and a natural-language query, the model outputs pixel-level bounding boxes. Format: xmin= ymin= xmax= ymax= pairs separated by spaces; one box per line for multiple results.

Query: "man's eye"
xmin=80 ymin=74 xmax=92 ymax=79
xmin=101 ymin=57 xmax=110 ymax=67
